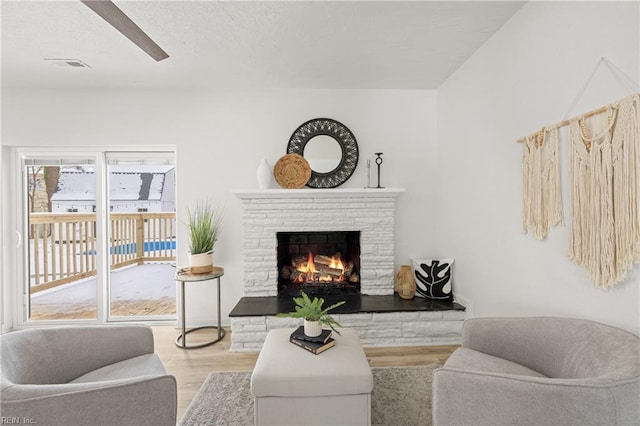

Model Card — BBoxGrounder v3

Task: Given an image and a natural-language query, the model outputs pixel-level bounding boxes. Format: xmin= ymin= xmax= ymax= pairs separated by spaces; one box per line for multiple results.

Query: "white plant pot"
xmin=304 ymin=319 xmax=322 ymax=337
xmin=188 ymin=250 xmax=213 ymax=274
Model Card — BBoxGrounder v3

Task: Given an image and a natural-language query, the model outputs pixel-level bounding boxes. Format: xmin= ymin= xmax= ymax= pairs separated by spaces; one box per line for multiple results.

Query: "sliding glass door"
xmin=23 ymin=156 xmax=101 ymax=320
xmin=106 ymin=152 xmax=176 ymax=320
xmin=18 ymin=149 xmax=176 ymax=324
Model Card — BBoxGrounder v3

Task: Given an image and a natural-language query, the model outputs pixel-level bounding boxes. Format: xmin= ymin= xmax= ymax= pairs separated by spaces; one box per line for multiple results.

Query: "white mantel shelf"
xmin=231 ymin=188 xmax=405 ymax=199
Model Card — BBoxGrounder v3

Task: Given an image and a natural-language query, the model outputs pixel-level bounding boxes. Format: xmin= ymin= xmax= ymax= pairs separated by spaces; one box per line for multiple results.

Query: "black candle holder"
xmin=374 ymin=153 xmax=384 ymax=189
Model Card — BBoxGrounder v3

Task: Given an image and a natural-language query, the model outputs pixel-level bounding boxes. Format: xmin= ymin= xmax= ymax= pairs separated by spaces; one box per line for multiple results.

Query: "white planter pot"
xmin=304 ymin=319 xmax=322 ymax=337
xmin=188 ymin=250 xmax=213 ymax=274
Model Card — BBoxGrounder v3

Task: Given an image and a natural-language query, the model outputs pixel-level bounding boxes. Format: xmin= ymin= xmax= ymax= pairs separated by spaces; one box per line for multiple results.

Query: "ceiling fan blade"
xmin=81 ymin=0 xmax=169 ymax=62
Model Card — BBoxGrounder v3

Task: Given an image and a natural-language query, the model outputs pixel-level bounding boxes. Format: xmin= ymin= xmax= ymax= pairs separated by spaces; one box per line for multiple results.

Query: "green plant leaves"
xmin=187 ymin=200 xmax=222 ymax=254
xmin=276 ymin=291 xmax=346 ymax=334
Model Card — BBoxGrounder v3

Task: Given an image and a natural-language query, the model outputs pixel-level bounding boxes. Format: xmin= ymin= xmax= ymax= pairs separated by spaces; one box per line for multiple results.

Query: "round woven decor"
xmin=274 ymin=154 xmax=311 ymax=188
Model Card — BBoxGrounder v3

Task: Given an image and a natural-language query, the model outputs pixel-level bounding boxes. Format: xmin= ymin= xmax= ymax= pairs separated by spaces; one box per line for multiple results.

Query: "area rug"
xmin=179 ymin=364 xmax=439 ymax=426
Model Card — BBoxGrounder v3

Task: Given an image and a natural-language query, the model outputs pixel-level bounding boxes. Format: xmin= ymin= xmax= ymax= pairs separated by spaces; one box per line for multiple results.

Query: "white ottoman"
xmin=250 ymin=328 xmax=373 ymax=426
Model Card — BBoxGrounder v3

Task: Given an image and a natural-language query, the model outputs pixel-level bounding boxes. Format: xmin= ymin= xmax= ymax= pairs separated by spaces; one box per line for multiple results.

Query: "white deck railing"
xmin=28 ymin=212 xmax=176 ymax=293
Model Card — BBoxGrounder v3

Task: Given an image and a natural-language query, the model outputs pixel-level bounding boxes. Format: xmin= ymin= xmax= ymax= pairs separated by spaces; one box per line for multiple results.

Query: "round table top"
xmin=175 ymin=266 xmax=224 ymax=282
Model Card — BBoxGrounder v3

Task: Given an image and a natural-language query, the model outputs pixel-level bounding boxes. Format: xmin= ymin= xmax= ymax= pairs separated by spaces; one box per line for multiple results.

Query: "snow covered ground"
xmin=31 ymin=263 xmax=177 ymax=318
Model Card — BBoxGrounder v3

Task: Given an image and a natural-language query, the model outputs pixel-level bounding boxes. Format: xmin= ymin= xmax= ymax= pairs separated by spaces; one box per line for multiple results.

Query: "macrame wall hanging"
xmin=522 ymin=127 xmax=563 ymax=239
xmin=517 ymin=57 xmax=640 ymax=287
xmin=568 ymin=93 xmax=640 ymax=287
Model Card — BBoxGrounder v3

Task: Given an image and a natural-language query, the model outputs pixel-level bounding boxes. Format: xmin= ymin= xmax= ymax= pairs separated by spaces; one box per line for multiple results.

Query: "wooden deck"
xmin=29 ymin=263 xmax=176 ymax=320
xmin=30 ymin=296 xmax=176 ymax=320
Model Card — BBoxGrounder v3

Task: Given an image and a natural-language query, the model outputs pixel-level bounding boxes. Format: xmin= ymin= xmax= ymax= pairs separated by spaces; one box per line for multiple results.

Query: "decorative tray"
xmin=273 ymin=153 xmax=311 ymax=188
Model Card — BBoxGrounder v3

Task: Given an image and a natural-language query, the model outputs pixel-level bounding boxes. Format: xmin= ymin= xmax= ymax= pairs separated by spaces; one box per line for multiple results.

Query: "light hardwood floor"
xmin=151 ymin=326 xmax=458 ymax=421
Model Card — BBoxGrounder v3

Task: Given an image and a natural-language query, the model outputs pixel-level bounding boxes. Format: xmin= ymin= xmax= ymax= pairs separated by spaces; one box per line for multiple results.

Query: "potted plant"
xmin=277 ymin=291 xmax=346 ymax=337
xmin=186 ymin=199 xmax=222 ymax=274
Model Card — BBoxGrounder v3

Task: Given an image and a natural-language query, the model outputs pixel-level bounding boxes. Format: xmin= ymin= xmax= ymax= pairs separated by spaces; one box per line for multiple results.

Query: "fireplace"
xmin=231 ymin=189 xmax=466 ymax=352
xmin=233 ymin=188 xmax=405 ymax=296
xmin=277 ymin=231 xmax=360 ymax=296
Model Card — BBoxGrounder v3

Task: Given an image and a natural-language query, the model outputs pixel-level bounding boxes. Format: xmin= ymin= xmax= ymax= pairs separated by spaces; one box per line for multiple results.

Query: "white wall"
xmin=437 ymin=2 xmax=640 ymax=334
xmin=1 ymin=89 xmax=438 ymax=327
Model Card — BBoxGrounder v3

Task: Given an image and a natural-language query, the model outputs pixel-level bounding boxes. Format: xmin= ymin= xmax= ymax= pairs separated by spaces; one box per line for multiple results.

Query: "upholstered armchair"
xmin=1 ymin=325 xmax=177 ymax=426
xmin=433 ymin=317 xmax=640 ymax=426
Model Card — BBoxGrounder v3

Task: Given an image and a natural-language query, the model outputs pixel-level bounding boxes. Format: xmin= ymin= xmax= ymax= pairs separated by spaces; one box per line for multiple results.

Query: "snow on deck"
xmin=32 ymin=263 xmax=177 ymax=305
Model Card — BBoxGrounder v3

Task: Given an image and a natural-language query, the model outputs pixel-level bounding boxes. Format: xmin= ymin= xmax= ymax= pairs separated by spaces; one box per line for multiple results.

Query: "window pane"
xmin=106 ymin=152 xmax=176 ymax=319
xmin=26 ymin=162 xmax=98 ymax=320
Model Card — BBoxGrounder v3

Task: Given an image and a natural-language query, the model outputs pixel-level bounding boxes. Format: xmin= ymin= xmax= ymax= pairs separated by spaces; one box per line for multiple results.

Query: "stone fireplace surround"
xmin=235 ymin=188 xmax=404 ymax=296
xmin=230 ymin=188 xmax=465 ymax=351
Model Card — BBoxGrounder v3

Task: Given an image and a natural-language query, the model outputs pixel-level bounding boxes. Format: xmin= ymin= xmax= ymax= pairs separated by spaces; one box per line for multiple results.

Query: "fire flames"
xmin=280 ymin=251 xmax=358 ymax=286
xmin=295 ymin=252 xmax=346 ymax=283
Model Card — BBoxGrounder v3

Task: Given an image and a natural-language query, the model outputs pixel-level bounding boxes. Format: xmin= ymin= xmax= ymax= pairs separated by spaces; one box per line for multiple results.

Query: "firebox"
xmin=277 ymin=231 xmax=360 ymax=296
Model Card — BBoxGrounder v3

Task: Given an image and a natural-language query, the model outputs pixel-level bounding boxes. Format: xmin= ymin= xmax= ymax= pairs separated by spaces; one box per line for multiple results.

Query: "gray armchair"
xmin=433 ymin=317 xmax=640 ymax=426
xmin=1 ymin=325 xmax=177 ymax=426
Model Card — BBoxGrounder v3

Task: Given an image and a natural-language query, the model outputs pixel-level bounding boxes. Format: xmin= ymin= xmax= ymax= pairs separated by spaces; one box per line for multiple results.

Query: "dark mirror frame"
xmin=287 ymin=118 xmax=359 ymax=188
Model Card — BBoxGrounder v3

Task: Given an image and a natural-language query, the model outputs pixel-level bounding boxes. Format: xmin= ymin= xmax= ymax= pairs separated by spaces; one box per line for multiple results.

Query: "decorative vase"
xmin=188 ymin=250 xmax=213 ymax=274
xmin=304 ymin=319 xmax=322 ymax=337
xmin=257 ymin=159 xmax=272 ymax=190
xmin=396 ymin=265 xmax=416 ymax=299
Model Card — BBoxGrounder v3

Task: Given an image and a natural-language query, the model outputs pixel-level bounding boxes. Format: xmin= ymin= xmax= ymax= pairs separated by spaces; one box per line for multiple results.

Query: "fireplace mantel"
xmin=232 ymin=188 xmax=405 ymax=199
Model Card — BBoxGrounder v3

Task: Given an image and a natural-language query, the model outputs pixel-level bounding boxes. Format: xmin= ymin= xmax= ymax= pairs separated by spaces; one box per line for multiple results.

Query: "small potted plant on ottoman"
xmin=277 ymin=291 xmax=345 ymax=337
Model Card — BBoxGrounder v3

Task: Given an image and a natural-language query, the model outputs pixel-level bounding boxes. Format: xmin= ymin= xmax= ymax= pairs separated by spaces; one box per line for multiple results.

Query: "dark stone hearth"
xmin=229 ymin=293 xmax=465 ymax=317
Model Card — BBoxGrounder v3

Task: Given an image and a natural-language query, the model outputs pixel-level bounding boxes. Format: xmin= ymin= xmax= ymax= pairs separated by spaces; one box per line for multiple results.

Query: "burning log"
xmin=314 ymin=264 xmax=343 ymax=277
xmin=290 ymin=270 xmax=306 ymax=283
xmin=344 ymin=261 xmax=354 ymax=275
xmin=280 ymin=265 xmax=294 ymax=279
xmin=291 ymin=255 xmax=308 ymax=268
xmin=283 ymin=251 xmax=358 ymax=285
xmin=314 ymin=254 xmax=334 ymax=266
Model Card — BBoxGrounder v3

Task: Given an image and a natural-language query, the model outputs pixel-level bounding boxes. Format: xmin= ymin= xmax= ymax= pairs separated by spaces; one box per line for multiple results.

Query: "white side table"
xmin=174 ymin=267 xmax=225 ymax=349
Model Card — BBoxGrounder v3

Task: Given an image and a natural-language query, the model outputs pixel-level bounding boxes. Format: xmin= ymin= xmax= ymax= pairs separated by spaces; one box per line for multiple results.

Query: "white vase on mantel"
xmin=257 ymin=159 xmax=273 ymax=190
xmin=304 ymin=319 xmax=322 ymax=337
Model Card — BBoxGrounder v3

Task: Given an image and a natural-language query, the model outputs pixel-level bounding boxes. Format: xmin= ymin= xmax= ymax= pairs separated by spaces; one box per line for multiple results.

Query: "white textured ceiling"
xmin=1 ymin=1 xmax=525 ymax=90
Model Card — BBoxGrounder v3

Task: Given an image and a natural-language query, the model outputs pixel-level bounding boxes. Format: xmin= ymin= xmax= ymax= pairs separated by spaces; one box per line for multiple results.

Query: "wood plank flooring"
xmin=30 ymin=297 xmax=176 ymax=320
xmin=151 ymin=326 xmax=458 ymax=422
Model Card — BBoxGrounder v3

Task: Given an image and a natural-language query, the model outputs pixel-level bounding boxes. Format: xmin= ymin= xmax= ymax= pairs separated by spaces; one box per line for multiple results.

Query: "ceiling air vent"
xmin=44 ymin=59 xmax=91 ymax=69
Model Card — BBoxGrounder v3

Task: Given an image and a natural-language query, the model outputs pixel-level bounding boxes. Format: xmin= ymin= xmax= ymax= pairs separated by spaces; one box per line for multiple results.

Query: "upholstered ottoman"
xmin=250 ymin=328 xmax=374 ymax=426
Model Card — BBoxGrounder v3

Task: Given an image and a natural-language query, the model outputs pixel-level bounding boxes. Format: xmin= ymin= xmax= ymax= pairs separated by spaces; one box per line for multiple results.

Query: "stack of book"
xmin=289 ymin=326 xmax=335 ymax=354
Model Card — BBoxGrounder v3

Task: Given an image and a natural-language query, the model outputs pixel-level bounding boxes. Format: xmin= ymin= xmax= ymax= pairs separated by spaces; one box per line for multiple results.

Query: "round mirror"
xmin=287 ymin=118 xmax=359 ymax=188
xmin=303 ymin=135 xmax=343 ymax=173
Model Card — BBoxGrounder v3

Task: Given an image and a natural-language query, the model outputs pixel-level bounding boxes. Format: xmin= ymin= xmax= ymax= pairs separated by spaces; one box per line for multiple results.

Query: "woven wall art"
xmin=522 ymin=127 xmax=563 ymax=240
xmin=568 ymin=94 xmax=640 ymax=287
